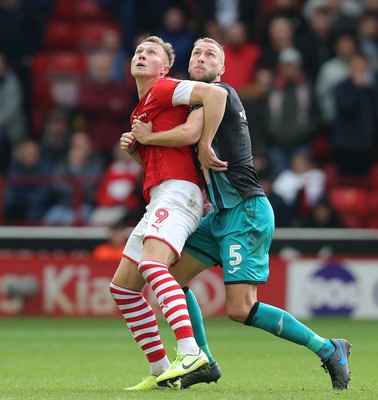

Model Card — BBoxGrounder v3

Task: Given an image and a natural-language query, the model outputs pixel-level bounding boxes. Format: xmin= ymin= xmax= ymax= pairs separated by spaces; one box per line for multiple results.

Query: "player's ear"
xmin=218 ymin=64 xmax=225 ymax=76
xmin=161 ymin=64 xmax=170 ymax=76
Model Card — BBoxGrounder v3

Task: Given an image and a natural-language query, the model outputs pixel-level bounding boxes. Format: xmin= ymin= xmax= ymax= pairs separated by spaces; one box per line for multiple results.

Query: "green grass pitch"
xmin=1 ymin=317 xmax=378 ymax=399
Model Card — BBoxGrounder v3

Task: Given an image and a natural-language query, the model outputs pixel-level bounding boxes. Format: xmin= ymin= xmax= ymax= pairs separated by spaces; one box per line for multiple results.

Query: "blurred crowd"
xmin=1 ymin=0 xmax=378 ymax=228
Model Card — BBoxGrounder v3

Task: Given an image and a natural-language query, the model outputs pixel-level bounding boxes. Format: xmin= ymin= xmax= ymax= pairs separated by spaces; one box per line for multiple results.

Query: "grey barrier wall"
xmin=0 ymin=227 xmax=377 ymax=255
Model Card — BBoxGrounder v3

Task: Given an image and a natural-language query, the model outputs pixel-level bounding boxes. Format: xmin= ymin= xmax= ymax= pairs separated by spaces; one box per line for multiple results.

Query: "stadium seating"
xmin=52 ymin=0 xmax=113 ymax=22
xmin=30 ymin=0 xmax=122 ymax=135
xmin=76 ymin=22 xmax=121 ymax=52
xmin=323 ymin=160 xmax=378 ymax=228
xmin=367 ymin=215 xmax=378 ymax=229
xmin=32 ymin=51 xmax=87 ymax=78
xmin=31 ymin=52 xmax=88 ymax=133
xmin=45 ymin=21 xmax=121 ymax=52
xmin=369 ymin=163 xmax=378 ymax=186
xmin=367 ymin=188 xmax=378 ymax=228
xmin=328 ymin=186 xmax=369 ymax=228
xmin=44 ymin=22 xmax=77 ymax=50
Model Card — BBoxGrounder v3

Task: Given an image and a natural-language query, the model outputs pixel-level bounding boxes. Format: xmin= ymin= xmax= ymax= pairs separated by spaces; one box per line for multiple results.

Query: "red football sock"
xmin=138 ymin=260 xmax=194 ymax=341
xmin=110 ymin=282 xmax=166 ymax=363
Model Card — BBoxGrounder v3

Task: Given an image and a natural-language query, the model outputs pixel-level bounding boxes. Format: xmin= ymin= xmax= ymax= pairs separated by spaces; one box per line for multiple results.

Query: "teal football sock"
xmin=245 ymin=302 xmax=335 ymax=359
xmin=184 ymin=286 xmax=215 ymax=363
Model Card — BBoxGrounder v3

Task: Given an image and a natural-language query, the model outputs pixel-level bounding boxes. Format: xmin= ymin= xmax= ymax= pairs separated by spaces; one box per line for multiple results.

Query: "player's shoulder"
xmin=212 ymin=81 xmax=228 ymax=88
xmin=211 ymin=81 xmax=234 ymax=96
xmin=152 ymin=76 xmax=183 ymax=100
xmin=212 ymin=81 xmax=229 ymax=89
xmin=212 ymin=81 xmax=235 ymax=93
xmin=154 ymin=76 xmax=181 ymax=89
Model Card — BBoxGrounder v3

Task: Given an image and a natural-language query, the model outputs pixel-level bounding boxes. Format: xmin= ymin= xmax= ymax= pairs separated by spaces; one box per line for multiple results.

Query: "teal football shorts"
xmin=184 ymin=195 xmax=275 ymax=284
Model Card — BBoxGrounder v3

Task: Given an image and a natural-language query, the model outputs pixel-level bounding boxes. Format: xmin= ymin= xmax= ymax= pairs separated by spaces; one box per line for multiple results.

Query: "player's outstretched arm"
xmin=131 ymin=108 xmax=203 ymax=147
xmin=190 ymin=82 xmax=228 ymax=183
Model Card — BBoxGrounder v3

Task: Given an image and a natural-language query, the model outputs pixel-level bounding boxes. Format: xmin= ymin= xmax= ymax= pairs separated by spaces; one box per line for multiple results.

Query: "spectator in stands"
xmin=134 ymin=0 xmax=174 ymax=40
xmin=250 ymin=0 xmax=282 ymax=42
xmin=155 ymin=7 xmax=195 ymax=79
xmin=315 ymin=32 xmax=360 ymax=123
xmin=92 ymin=220 xmax=129 ymax=261
xmin=0 ymin=130 xmax=11 ymax=174
xmin=99 ymin=0 xmax=198 ymax=54
xmin=297 ymin=6 xmax=335 ymax=80
xmin=258 ymin=16 xmax=296 ymax=70
xmin=331 ymin=54 xmax=378 ymax=176
xmin=201 ymin=19 xmax=225 ymax=45
xmin=42 ymin=131 xmax=105 ymax=226
xmin=0 ymin=0 xmax=40 ymax=109
xmin=241 ymin=67 xmax=275 ymax=151
xmin=253 ymin=148 xmax=292 ymax=227
xmin=0 ymin=53 xmax=26 ymax=173
xmin=221 ymin=21 xmax=261 ymax=94
xmin=357 ymin=11 xmax=378 ymax=66
xmin=89 ymin=144 xmax=144 ymax=226
xmin=199 ymin=0 xmax=259 ymax=34
xmin=258 ymin=0 xmax=307 ymax=48
xmin=272 ymin=150 xmax=327 ymax=225
xmin=100 ymin=28 xmax=129 ymax=82
xmin=302 ymin=195 xmax=345 ymax=228
xmin=95 ymin=0 xmax=136 ymax=54
xmin=366 ymin=0 xmax=378 ymax=13
xmin=260 ymin=47 xmax=320 ymax=172
xmin=4 ymin=139 xmax=52 ymax=225
xmin=198 ymin=0 xmax=239 ymax=30
xmin=303 ymin=0 xmax=362 ymax=37
xmin=40 ymin=107 xmax=71 ymax=167
xmin=78 ymin=51 xmax=131 ymax=163
xmin=23 ymin=1 xmax=57 ymax=45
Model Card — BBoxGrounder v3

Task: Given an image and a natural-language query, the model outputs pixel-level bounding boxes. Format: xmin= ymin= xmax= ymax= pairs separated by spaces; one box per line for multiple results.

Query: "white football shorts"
xmin=123 ymin=179 xmax=203 ymax=263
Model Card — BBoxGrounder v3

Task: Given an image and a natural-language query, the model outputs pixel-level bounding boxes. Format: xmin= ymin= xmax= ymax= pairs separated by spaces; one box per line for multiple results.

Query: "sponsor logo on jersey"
xmin=239 ymin=109 xmax=246 ymax=120
xmin=227 ymin=267 xmax=241 ymax=275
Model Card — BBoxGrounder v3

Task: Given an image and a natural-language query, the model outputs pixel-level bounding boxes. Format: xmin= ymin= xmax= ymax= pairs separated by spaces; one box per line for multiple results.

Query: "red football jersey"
xmin=131 ymin=77 xmax=200 ymax=202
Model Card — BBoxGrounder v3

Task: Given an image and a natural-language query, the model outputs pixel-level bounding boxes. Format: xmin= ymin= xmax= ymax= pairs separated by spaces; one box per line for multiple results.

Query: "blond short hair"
xmin=139 ymin=35 xmax=175 ymax=67
xmin=193 ymin=37 xmax=225 ymax=64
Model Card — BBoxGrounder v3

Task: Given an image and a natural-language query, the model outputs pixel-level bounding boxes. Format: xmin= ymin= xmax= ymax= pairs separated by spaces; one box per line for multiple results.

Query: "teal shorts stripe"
xmin=184 ymin=196 xmax=275 ymax=284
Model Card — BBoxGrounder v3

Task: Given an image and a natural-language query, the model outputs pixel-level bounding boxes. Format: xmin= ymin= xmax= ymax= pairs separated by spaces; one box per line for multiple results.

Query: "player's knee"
xmin=226 ymin=304 xmax=249 ymax=324
xmin=175 ymin=275 xmax=188 ymax=287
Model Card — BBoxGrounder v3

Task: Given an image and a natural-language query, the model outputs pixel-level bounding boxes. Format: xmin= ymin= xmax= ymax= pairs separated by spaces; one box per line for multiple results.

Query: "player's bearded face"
xmin=188 ymin=44 xmax=223 ymax=83
xmin=189 ymin=66 xmax=218 ymax=83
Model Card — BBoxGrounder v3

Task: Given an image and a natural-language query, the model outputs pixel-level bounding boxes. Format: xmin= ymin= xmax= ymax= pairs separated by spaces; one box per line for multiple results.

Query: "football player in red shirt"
xmin=109 ymin=36 xmax=227 ymax=390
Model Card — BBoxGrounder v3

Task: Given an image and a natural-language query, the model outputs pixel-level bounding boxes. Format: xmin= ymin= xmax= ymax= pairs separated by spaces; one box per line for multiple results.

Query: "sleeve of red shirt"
xmin=153 ymin=77 xmax=181 ymax=107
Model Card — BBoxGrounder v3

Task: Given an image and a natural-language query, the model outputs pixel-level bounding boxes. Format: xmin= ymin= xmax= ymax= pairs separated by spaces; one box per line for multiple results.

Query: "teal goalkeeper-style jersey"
xmin=202 ymin=82 xmax=265 ymax=213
